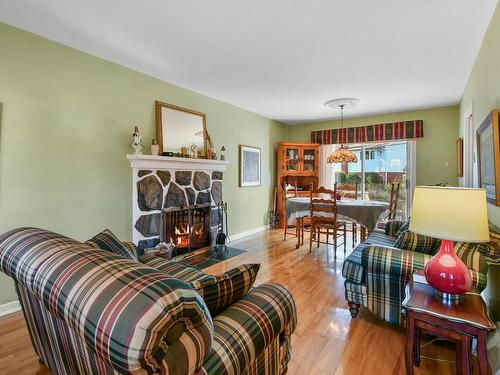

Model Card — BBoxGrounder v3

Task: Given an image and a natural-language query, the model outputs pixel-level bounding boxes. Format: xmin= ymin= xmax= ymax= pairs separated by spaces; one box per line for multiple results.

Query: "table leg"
xmin=404 ymin=311 xmax=415 ymax=375
xmin=300 ymin=218 xmax=304 ymax=246
xmin=459 ymin=335 xmax=472 ymax=375
xmin=360 ymin=226 xmax=367 ymax=242
xmin=413 ymin=329 xmax=420 ymax=367
xmin=295 ymin=220 xmax=300 ymax=249
xmin=456 ymin=341 xmax=462 ymax=375
xmin=477 ymin=330 xmax=491 ymax=375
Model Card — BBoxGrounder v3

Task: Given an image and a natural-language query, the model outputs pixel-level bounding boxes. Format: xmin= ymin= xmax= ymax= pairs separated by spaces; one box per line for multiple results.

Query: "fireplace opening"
xmin=162 ymin=203 xmax=211 ymax=253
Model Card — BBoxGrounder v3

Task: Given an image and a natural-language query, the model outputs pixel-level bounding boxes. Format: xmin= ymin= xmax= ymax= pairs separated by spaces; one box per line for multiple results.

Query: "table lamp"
xmin=409 ymin=186 xmax=490 ymax=300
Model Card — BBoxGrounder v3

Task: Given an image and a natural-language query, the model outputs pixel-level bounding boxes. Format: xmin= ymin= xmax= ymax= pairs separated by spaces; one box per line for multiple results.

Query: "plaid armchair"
xmin=342 ymin=220 xmax=489 ymax=325
xmin=0 ymin=227 xmax=297 ymax=375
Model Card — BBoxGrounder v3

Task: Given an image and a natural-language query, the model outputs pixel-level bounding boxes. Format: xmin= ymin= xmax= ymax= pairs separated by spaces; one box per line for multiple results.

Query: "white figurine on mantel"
xmin=151 ymin=139 xmax=159 ymax=156
xmin=131 ymin=126 xmax=143 ymax=154
xmin=189 ymin=143 xmax=198 ymax=158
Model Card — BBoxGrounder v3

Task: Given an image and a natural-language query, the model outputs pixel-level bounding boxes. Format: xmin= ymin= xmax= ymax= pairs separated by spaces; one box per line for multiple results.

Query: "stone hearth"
xmin=127 ymin=155 xmax=230 ymax=249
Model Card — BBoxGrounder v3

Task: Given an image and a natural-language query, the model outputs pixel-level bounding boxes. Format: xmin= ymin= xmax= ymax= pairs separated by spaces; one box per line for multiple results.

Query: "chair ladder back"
xmin=309 ymin=183 xmax=338 ymax=216
xmin=308 ymin=182 xmax=347 ymax=255
xmin=337 ymin=182 xmax=358 ymax=199
xmin=388 ymin=182 xmax=400 ymax=220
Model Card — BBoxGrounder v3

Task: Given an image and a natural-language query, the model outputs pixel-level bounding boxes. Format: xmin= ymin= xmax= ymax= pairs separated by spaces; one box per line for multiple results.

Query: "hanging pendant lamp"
xmin=324 ymin=98 xmax=359 ymax=164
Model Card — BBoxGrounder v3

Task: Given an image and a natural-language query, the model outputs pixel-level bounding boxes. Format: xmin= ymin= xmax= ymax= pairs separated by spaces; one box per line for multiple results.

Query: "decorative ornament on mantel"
xmin=324 ymin=98 xmax=359 ymax=164
xmin=151 ymin=139 xmax=159 ymax=156
xmin=220 ymin=146 xmax=226 ymax=161
xmin=131 ymin=126 xmax=143 ymax=155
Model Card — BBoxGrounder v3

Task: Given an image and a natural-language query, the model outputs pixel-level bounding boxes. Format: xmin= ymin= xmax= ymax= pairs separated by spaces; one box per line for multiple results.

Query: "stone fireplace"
xmin=127 ymin=155 xmax=230 ymax=251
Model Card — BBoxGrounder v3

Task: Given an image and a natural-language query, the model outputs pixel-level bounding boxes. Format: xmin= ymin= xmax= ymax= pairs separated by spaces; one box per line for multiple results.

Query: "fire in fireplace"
xmin=162 ymin=203 xmax=211 ymax=252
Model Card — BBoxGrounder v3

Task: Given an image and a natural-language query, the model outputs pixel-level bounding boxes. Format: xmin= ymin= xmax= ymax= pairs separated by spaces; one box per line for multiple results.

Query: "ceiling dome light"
xmin=324 ymin=97 xmax=360 ymax=110
xmin=324 ymin=98 xmax=360 ymax=164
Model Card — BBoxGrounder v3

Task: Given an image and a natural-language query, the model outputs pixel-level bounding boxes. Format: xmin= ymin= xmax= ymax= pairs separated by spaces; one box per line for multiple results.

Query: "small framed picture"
xmin=239 ymin=145 xmax=261 ymax=187
xmin=477 ymin=109 xmax=500 ymax=206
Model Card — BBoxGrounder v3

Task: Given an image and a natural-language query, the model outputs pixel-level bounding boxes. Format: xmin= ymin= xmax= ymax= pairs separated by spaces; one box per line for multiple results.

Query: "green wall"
xmin=289 ymin=106 xmax=460 ymax=186
xmin=0 ymin=22 xmax=288 ymax=304
xmin=459 ymin=1 xmax=500 ymax=320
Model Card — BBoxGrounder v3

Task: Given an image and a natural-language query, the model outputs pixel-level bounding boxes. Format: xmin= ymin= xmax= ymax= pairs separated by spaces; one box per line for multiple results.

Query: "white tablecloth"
xmin=286 ymin=197 xmax=389 ymax=230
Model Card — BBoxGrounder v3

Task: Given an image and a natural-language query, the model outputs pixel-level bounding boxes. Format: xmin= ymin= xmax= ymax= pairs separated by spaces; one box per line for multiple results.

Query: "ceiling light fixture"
xmin=324 ymin=98 xmax=359 ymax=164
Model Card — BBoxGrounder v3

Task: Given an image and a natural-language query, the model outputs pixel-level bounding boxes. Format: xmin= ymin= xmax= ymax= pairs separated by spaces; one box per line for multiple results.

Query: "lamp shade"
xmin=409 ymin=186 xmax=490 ymax=243
xmin=326 ymin=145 xmax=358 ymax=163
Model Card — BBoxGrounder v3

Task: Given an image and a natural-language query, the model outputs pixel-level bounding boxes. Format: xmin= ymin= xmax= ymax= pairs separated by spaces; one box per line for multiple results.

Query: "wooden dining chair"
xmin=375 ymin=182 xmax=401 ymax=232
xmin=336 ymin=182 xmax=359 ymax=200
xmin=283 ymin=183 xmax=303 ymax=242
xmin=388 ymin=182 xmax=401 ymax=220
xmin=309 ymin=183 xmax=347 ymax=256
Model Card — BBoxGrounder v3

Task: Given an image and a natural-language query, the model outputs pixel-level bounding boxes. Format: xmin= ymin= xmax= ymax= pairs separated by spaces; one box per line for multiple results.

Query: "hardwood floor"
xmin=0 ymin=229 xmax=475 ymax=374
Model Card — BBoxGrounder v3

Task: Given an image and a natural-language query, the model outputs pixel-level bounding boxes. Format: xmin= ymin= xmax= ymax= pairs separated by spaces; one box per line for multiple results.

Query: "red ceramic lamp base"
xmin=424 ymin=239 xmax=472 ymax=300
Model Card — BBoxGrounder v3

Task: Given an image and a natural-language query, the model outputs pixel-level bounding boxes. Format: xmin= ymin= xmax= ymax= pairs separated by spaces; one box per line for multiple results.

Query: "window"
xmin=365 ymin=150 xmax=377 ymax=160
xmin=324 ymin=141 xmax=412 ymax=219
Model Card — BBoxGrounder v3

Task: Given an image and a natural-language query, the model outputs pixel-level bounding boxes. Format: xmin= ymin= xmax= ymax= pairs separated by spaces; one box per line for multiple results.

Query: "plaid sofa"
xmin=342 ymin=220 xmax=489 ymax=325
xmin=0 ymin=228 xmax=297 ymax=375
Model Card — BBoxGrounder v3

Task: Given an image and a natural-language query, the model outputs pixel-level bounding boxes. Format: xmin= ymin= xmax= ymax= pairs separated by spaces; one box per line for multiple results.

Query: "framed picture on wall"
xmin=477 ymin=109 xmax=500 ymax=206
xmin=456 ymin=138 xmax=464 ymax=177
xmin=239 ymin=145 xmax=261 ymax=187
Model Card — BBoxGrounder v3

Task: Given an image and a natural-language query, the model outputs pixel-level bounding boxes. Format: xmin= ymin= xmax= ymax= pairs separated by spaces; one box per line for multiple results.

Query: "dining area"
xmin=282 ymin=182 xmax=400 ymax=252
xmin=275 ymin=141 xmax=405 ymax=253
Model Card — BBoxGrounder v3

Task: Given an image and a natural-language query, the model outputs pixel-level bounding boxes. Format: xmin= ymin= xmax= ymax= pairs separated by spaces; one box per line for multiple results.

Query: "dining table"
xmin=285 ymin=197 xmax=389 ymax=248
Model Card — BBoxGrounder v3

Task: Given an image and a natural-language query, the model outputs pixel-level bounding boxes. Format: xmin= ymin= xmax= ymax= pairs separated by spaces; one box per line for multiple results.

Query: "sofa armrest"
xmin=362 ymin=245 xmax=431 ymax=276
xmin=385 ymin=220 xmax=406 ymax=237
xmin=200 ymin=283 xmax=297 ymax=374
xmin=0 ymin=227 xmax=213 ymax=374
xmin=361 ymin=245 xmax=487 ymax=292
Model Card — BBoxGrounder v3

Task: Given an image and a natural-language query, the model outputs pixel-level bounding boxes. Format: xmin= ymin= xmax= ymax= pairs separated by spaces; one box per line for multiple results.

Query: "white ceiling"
xmin=0 ymin=0 xmax=497 ymax=124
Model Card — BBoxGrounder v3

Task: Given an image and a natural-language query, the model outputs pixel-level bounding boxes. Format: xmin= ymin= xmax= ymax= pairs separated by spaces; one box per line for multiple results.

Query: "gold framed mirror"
xmin=155 ymin=101 xmax=207 ymax=157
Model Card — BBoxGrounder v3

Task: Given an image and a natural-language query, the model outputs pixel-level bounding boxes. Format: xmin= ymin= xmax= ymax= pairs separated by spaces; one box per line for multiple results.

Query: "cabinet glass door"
xmin=302 ymin=148 xmax=316 ymax=173
xmin=285 ymin=148 xmax=300 ymax=172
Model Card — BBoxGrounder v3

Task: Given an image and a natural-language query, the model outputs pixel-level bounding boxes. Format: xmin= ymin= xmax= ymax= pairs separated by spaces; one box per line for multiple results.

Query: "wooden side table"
xmin=402 ymin=280 xmax=495 ymax=375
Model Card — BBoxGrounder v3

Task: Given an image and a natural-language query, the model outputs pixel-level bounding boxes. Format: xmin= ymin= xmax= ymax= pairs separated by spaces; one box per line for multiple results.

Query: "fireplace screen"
xmin=163 ymin=203 xmax=211 ymax=252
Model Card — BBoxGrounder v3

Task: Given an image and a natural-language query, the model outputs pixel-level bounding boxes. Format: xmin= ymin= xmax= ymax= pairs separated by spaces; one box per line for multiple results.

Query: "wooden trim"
xmin=0 ymin=300 xmax=21 ymax=317
xmin=456 ymin=137 xmax=464 ymax=177
xmin=278 ymin=142 xmax=320 ymax=147
xmin=155 ymin=100 xmax=208 ymax=157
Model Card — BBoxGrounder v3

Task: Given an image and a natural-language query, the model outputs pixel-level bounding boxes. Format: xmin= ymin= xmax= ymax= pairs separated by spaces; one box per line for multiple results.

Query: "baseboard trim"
xmin=229 ymin=225 xmax=268 ymax=242
xmin=0 ymin=300 xmax=21 ymax=317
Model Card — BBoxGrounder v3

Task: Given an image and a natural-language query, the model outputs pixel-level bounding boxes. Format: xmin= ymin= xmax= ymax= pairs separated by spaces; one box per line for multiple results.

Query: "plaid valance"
xmin=311 ymin=120 xmax=424 ymax=145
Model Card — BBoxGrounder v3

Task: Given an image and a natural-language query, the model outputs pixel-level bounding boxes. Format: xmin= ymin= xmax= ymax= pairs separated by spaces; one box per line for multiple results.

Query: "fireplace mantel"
xmin=127 ymin=154 xmax=229 ymax=246
xmin=127 ymin=154 xmax=230 ymax=171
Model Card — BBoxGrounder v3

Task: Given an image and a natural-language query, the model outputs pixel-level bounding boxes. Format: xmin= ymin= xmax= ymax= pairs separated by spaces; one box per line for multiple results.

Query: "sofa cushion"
xmin=342 ymin=231 xmax=397 ymax=284
xmin=484 ymin=223 xmax=500 ymax=265
xmin=455 ymin=242 xmax=489 ymax=274
xmin=394 ymin=230 xmax=440 ymax=255
xmin=396 ymin=220 xmax=410 ymax=235
xmin=385 ymin=220 xmax=406 ymax=237
xmin=190 ymin=264 xmax=260 ymax=316
xmin=363 ymin=231 xmax=398 ymax=247
xmin=85 ymin=229 xmax=137 ymax=260
xmin=139 ymin=254 xmax=205 ymax=282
